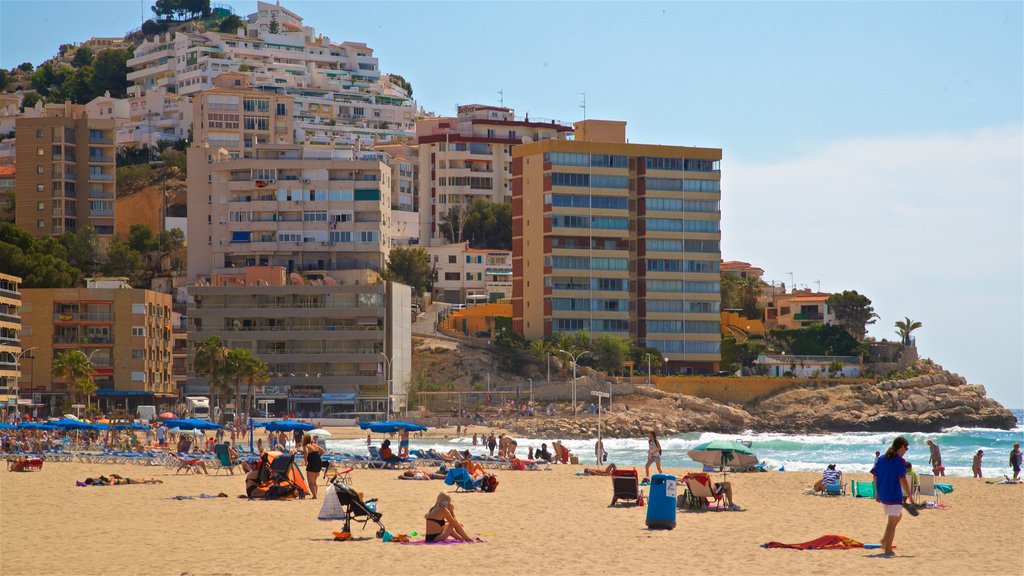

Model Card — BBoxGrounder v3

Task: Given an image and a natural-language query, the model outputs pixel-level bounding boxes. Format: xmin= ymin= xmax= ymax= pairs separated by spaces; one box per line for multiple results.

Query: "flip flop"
xmin=902 ymin=503 xmax=919 ymax=516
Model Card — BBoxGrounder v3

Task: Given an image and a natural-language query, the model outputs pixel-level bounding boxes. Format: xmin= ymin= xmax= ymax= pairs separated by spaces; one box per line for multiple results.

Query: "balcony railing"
xmin=54 ymin=336 xmax=114 ymax=345
xmin=54 ymin=312 xmax=114 ymax=322
xmin=793 ymin=312 xmax=824 ymax=321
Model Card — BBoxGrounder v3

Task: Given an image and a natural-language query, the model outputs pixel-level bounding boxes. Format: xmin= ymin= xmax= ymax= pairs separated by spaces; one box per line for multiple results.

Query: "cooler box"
xmin=646 ymin=473 xmax=677 ymax=529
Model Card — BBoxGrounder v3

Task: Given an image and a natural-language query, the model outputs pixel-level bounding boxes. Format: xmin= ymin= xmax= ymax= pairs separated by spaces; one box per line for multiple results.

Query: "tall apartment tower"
xmin=512 ymin=120 xmax=723 ymax=374
xmin=0 ymin=273 xmax=22 ymax=401
xmin=417 ymin=105 xmax=572 ymax=246
xmin=187 ymin=74 xmax=391 ymax=282
xmin=14 ymin=103 xmax=116 ymax=242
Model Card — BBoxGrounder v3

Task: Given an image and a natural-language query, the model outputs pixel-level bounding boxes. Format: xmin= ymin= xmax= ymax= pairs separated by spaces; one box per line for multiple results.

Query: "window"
xmin=36 ymin=202 xmax=44 ymax=210
xmin=448 ymin=255 xmax=457 ymax=264
xmin=132 ymin=327 xmax=146 ymax=337
xmin=243 ymin=98 xmax=269 ymax=112
xmin=302 ymin=211 xmax=328 ymax=222
xmin=37 ymin=165 xmax=44 ymax=174
xmin=358 ymin=231 xmax=378 ymax=243
xmin=37 ymin=147 xmax=44 ymax=156
xmin=544 ymin=152 xmax=627 ymax=168
xmin=551 ymin=173 xmax=627 ymax=189
xmin=36 ymin=129 xmax=44 ymax=138
xmin=444 ymin=272 xmax=460 ymax=281
xmin=276 ymin=103 xmax=286 ymax=115
xmin=132 ymin=350 xmax=145 ymax=359
xmin=244 ymin=116 xmax=269 ymax=131
xmin=36 ymin=184 xmax=45 ymax=192
xmin=329 ymin=231 xmax=351 ymax=243
xmin=37 ymin=220 xmax=45 ymax=228
xmin=548 ymin=194 xmax=628 ymax=210
xmin=647 ymin=340 xmax=721 ymax=354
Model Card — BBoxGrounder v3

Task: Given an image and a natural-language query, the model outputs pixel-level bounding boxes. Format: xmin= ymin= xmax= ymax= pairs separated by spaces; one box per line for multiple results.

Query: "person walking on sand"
xmin=398 ymin=428 xmax=410 ymax=458
xmin=871 ymin=436 xmax=911 ymax=556
xmin=644 ymin=431 xmax=663 ymax=481
xmin=1010 ymin=443 xmax=1022 ymax=481
xmin=302 ymin=434 xmax=324 ymax=499
xmin=595 ymin=436 xmax=605 ymax=466
xmin=927 ymin=439 xmax=945 ymax=476
xmin=972 ymin=450 xmax=984 ymax=478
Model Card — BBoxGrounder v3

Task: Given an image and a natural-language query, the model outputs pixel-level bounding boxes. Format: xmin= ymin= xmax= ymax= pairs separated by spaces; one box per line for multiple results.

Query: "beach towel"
xmin=166 ymin=493 xmax=228 ymax=500
xmin=762 ymin=535 xmax=868 ymax=550
xmin=400 ymin=538 xmax=486 ymax=546
xmin=935 ymin=483 xmax=954 ymax=494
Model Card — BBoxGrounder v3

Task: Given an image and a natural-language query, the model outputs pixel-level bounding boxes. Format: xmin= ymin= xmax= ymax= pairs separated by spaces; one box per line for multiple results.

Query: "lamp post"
xmin=558 ymin=348 xmax=590 ymax=419
xmin=11 ymin=347 xmax=37 ymax=416
xmin=646 ymin=353 xmax=652 ymax=387
xmin=378 ymin=352 xmax=393 ymax=419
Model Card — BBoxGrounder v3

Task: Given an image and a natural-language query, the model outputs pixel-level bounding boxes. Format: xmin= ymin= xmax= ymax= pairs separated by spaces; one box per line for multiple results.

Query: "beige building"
xmin=19 ymin=279 xmax=175 ymax=414
xmin=763 ymin=290 xmax=837 ymax=330
xmin=370 ymin=141 xmax=419 ymax=245
xmin=186 ymin=76 xmax=391 ymax=282
xmin=14 ymin=102 xmax=116 ymax=241
xmin=512 ymin=120 xmax=723 ymax=374
xmin=0 ymin=273 xmax=22 ymax=407
xmin=426 ymin=242 xmax=513 ymax=304
xmin=187 ymin=267 xmax=411 ymax=418
xmin=417 ymin=105 xmax=572 ymax=245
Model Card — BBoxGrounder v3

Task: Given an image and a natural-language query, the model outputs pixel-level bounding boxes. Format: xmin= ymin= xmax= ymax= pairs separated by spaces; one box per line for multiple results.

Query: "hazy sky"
xmin=2 ymin=1 xmax=1022 ymax=406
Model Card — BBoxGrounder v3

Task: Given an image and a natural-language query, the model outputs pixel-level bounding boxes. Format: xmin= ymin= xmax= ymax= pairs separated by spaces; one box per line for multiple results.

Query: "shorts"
xmin=648 ymin=453 xmax=661 ymax=463
xmin=882 ymin=503 xmax=903 ymax=517
xmin=399 ymin=440 xmax=409 ymax=448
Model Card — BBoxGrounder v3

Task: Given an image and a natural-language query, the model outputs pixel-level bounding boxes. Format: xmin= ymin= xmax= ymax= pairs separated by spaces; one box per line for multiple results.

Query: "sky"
xmin=1 ymin=1 xmax=1022 ymax=407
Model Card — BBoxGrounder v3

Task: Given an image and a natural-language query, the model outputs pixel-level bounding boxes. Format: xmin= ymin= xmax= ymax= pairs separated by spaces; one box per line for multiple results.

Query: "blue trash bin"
xmin=646 ymin=473 xmax=677 ymax=529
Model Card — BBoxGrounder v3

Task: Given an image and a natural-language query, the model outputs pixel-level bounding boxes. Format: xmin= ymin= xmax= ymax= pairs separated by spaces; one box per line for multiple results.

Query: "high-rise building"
xmin=417 ymin=105 xmax=572 ymax=245
xmin=14 ymin=102 xmax=116 ymax=242
xmin=512 ymin=120 xmax=723 ymax=374
xmin=370 ymin=141 xmax=419 ymax=246
xmin=186 ymin=267 xmax=411 ymax=418
xmin=186 ymin=74 xmax=392 ymax=282
xmin=126 ymin=1 xmax=415 ymax=148
xmin=19 ymin=278 xmax=175 ymax=414
xmin=0 ymin=273 xmax=22 ymax=405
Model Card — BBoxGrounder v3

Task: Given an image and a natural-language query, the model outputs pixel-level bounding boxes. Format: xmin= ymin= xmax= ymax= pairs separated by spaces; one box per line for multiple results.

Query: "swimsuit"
xmin=425 ymin=517 xmax=446 ymax=542
xmin=305 ymin=450 xmax=323 ymax=473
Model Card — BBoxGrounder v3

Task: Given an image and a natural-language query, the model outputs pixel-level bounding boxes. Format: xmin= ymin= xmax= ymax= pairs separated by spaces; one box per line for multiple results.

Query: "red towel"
xmin=763 ymin=535 xmax=865 ymax=550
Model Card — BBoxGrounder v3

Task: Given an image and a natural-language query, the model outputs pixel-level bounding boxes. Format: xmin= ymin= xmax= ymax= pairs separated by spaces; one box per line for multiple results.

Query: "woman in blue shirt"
xmin=871 ymin=436 xmax=911 ymax=556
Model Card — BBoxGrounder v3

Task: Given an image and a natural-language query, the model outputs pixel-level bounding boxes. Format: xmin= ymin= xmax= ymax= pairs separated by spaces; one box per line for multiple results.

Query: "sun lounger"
xmin=914 ymin=474 xmax=942 ymax=504
xmin=444 ymin=466 xmax=483 ymax=492
xmin=683 ymin=473 xmax=725 ymax=510
xmin=851 ymin=480 xmax=875 ymax=499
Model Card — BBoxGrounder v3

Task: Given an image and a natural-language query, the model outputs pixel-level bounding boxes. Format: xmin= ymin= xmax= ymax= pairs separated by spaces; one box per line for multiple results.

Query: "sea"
xmin=326 ymin=409 xmax=1024 ymax=478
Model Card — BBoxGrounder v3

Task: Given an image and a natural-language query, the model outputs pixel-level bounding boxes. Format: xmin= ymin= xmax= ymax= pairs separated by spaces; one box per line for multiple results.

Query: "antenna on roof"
xmin=815 ymin=279 xmax=821 ymax=293
xmin=787 ymin=272 xmax=794 ymax=292
xmin=498 ymin=88 xmax=503 ymax=108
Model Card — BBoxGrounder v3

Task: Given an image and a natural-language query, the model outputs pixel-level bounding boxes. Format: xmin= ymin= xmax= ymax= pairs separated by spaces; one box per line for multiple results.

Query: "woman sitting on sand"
xmin=424 ymin=492 xmax=472 ymax=543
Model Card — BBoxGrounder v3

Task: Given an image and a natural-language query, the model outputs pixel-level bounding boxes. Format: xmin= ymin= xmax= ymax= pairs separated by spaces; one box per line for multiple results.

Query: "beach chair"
xmin=851 ymin=480 xmax=875 ymax=499
xmin=444 ymin=466 xmax=483 ymax=492
xmin=610 ymin=468 xmax=644 ymax=506
xmin=171 ymin=453 xmax=205 ymax=475
xmin=213 ymin=444 xmax=239 ymax=475
xmin=822 ymin=479 xmax=846 ymax=497
xmin=914 ymin=474 xmax=941 ymax=504
xmin=683 ymin=473 xmax=725 ymax=510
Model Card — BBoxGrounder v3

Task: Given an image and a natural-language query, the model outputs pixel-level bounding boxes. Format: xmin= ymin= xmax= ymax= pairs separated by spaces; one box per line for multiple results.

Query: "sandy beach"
xmin=2 ymin=446 xmax=1022 ymax=576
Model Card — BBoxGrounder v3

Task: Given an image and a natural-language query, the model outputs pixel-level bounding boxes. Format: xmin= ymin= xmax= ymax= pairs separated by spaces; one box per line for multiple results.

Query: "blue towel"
xmin=935 ymin=483 xmax=954 ymax=494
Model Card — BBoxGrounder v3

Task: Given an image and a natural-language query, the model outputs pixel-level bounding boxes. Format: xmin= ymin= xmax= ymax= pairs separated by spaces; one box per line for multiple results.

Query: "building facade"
xmin=186 ymin=268 xmax=411 ymax=418
xmin=0 ymin=273 xmax=22 ymax=407
xmin=426 ymin=242 xmax=512 ymax=304
xmin=186 ymin=76 xmax=392 ymax=283
xmin=370 ymin=141 xmax=419 ymax=246
xmin=763 ymin=290 xmax=837 ymax=330
xmin=14 ymin=102 xmax=116 ymax=241
xmin=18 ymin=279 xmax=175 ymax=413
xmin=512 ymin=120 xmax=723 ymax=374
xmin=417 ymin=105 xmax=572 ymax=246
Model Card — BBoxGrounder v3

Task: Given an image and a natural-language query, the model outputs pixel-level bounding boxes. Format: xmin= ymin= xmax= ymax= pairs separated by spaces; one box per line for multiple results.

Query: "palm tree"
xmin=738 ymin=276 xmax=765 ymax=320
xmin=528 ymin=339 xmax=556 ymax=382
xmin=52 ymin=350 xmax=95 ymax=408
xmin=224 ymin=348 xmax=270 ymax=422
xmin=895 ymin=317 xmax=923 ymax=346
xmin=193 ymin=336 xmax=229 ymax=413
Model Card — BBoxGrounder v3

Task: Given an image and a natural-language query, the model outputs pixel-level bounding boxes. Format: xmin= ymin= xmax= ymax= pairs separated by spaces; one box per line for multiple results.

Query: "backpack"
xmin=481 ymin=474 xmax=499 ymax=493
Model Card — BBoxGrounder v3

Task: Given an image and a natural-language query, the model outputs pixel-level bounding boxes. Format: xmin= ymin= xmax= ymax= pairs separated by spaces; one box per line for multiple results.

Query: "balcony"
xmin=89 ymin=136 xmax=114 ymax=145
xmin=89 ymin=173 xmax=114 ymax=182
xmin=88 ymin=155 xmax=114 ymax=164
xmin=54 ymin=335 xmax=114 ymax=345
xmin=793 ymin=312 xmax=824 ymax=321
xmin=53 ymin=312 xmax=113 ymax=322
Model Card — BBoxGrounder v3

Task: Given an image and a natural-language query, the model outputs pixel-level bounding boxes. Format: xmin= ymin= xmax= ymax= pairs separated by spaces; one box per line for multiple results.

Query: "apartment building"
xmin=186 ymin=267 xmax=411 ymax=418
xmin=512 ymin=120 xmax=723 ymax=374
xmin=417 ymin=105 xmax=572 ymax=246
xmin=19 ymin=279 xmax=175 ymax=414
xmin=0 ymin=273 xmax=22 ymax=405
xmin=14 ymin=102 xmax=116 ymax=241
xmin=370 ymin=141 xmax=419 ymax=245
xmin=426 ymin=242 xmax=512 ymax=304
xmin=171 ymin=310 xmax=188 ymax=401
xmin=186 ymin=75 xmax=391 ymax=282
xmin=126 ymin=1 xmax=415 ymax=148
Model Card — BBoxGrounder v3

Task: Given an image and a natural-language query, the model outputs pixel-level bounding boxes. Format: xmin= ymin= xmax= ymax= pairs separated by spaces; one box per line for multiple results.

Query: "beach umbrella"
xmin=163 ymin=418 xmax=221 ymax=431
xmin=263 ymin=420 xmax=315 ymax=432
xmin=359 ymin=420 xmax=428 ymax=433
xmin=50 ymin=418 xmax=96 ymax=431
xmin=63 ymin=414 xmax=80 ymax=420
xmin=0 ymin=422 xmax=16 ymax=429
xmin=308 ymin=429 xmax=332 ymax=437
xmin=688 ymin=440 xmax=759 ymax=480
xmin=159 ymin=411 xmax=177 ymax=419
xmin=17 ymin=422 xmax=58 ymax=430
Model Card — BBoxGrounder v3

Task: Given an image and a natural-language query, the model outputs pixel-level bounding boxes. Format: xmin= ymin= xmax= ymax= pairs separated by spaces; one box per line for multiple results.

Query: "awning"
xmin=322 ymin=393 xmax=356 ymax=404
xmin=288 ymin=397 xmax=322 ymax=403
xmin=94 ymin=390 xmax=153 ymax=396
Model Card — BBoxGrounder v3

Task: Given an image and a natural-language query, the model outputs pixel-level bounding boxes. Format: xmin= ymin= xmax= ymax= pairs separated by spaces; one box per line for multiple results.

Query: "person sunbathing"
xmin=813 ymin=464 xmax=843 ymax=493
xmin=80 ymin=474 xmax=163 ymax=486
xmin=583 ymin=463 xmax=618 ymax=476
xmin=424 ymin=492 xmax=472 ymax=543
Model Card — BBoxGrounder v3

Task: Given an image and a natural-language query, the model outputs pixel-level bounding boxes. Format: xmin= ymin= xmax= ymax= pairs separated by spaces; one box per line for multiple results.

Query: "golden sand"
xmin=1 ymin=452 xmax=1022 ymax=576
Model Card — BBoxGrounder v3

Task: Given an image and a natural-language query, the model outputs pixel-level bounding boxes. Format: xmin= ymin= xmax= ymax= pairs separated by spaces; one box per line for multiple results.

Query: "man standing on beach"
xmin=872 ymin=436 xmax=911 ymax=556
xmin=1011 ymin=443 xmax=1022 ymax=480
xmin=595 ymin=436 xmax=605 ymax=465
xmin=927 ymin=439 xmax=944 ymax=476
xmin=972 ymin=450 xmax=984 ymax=478
xmin=487 ymin=433 xmax=497 ymax=456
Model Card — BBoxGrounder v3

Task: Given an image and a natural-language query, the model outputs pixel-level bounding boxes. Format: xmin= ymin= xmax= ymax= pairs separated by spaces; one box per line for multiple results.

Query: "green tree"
xmin=89 ymin=49 xmax=131 ymax=98
xmin=218 ymin=14 xmax=245 ymax=33
xmin=894 ymin=317 xmax=922 ymax=346
xmin=770 ymin=324 xmax=862 ymax=356
xmin=18 ymin=62 xmax=33 ymax=72
xmin=268 ymin=16 xmax=280 ymax=33
xmin=462 ymin=198 xmax=512 ymax=250
xmin=380 ymin=246 xmax=432 ymax=296
xmin=60 ymin=226 xmax=100 ymax=275
xmin=128 ymin=223 xmax=158 ymax=253
xmin=0 ymin=69 xmax=9 ymax=90
xmin=591 ymin=334 xmax=631 ymax=375
xmin=20 ymin=92 xmax=43 ymax=111
xmin=31 ymin=62 xmax=73 ymax=99
xmin=194 ymin=336 xmax=229 ymax=410
xmin=65 ymin=66 xmax=95 ymax=103
xmin=0 ymin=222 xmax=80 ymax=287
xmin=1 ymin=187 xmax=13 ymax=222
xmin=388 ymin=74 xmax=413 ymax=96
xmin=737 ymin=276 xmax=764 ymax=320
xmin=71 ymin=46 xmax=94 ymax=68
xmin=720 ymin=335 xmax=773 ymax=374
xmin=224 ymin=347 xmax=269 ymax=421
xmin=438 ymin=204 xmax=467 ymax=245
xmin=826 ymin=290 xmax=878 ymax=340
xmin=101 ymin=238 xmax=142 ymax=281
xmin=52 ymin=350 xmax=96 ymax=408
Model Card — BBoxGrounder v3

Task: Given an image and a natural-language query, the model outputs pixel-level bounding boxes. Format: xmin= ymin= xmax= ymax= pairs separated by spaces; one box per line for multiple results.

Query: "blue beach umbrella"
xmin=163 ymin=418 xmax=221 ymax=431
xmin=17 ymin=422 xmax=58 ymax=430
xmin=51 ymin=418 xmax=97 ymax=431
xmin=0 ymin=422 xmax=16 ymax=429
xmin=359 ymin=421 xmax=428 ymax=433
xmin=262 ymin=420 xmax=315 ymax=432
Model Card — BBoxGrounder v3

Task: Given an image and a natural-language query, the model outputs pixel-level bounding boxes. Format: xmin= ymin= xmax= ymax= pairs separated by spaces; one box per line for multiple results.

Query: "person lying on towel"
xmin=583 ymin=463 xmax=618 ymax=476
xmin=79 ymin=474 xmax=163 ymax=486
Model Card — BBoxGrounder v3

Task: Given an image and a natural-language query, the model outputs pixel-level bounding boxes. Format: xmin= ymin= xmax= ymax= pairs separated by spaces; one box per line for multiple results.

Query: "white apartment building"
xmin=186 ymin=76 xmax=392 ymax=283
xmin=126 ymin=1 xmax=415 ymax=149
xmin=371 ymin=141 xmax=419 ymax=245
xmin=417 ymin=105 xmax=572 ymax=246
xmin=426 ymin=242 xmax=513 ymax=304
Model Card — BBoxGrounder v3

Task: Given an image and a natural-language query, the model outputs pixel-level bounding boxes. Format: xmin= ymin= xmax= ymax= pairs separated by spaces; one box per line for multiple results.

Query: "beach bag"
xmin=481 ymin=474 xmax=499 ymax=493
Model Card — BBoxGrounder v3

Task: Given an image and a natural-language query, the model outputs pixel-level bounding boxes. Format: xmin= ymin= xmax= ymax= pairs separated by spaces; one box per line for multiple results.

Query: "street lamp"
xmin=10 ymin=347 xmax=37 ymax=415
xmin=378 ymin=352 xmax=393 ymax=419
xmin=558 ymin=348 xmax=590 ymax=419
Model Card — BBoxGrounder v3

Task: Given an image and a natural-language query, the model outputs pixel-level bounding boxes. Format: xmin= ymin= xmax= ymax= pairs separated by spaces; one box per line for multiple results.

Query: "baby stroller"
xmin=319 ymin=477 xmax=386 ymax=539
